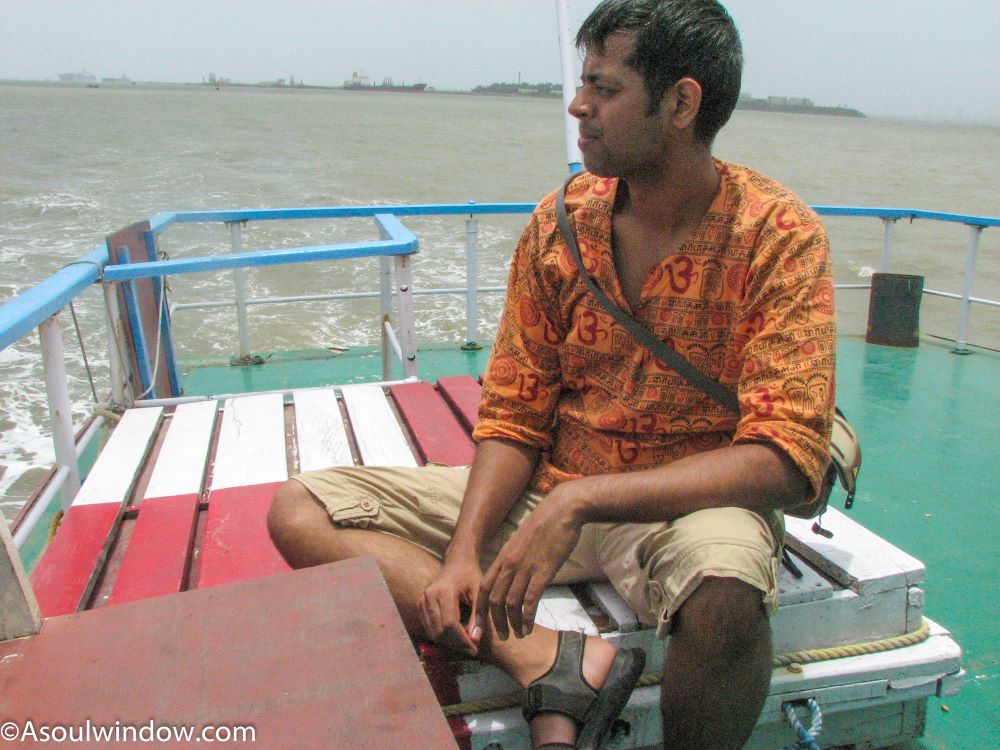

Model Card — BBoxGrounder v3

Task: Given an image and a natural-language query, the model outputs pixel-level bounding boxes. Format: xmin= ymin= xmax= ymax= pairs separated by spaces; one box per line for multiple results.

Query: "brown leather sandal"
xmin=522 ymin=630 xmax=645 ymax=750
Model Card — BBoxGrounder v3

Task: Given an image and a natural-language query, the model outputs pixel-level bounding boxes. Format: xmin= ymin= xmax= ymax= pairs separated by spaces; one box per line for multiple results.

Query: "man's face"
xmin=569 ymin=33 xmax=669 ymax=178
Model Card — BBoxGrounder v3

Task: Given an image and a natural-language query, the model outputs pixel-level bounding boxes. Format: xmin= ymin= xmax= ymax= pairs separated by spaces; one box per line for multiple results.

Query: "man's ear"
xmin=665 ymin=77 xmax=702 ymax=131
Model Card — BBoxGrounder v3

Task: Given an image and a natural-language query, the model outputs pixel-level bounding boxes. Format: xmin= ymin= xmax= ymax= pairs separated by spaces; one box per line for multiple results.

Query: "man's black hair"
xmin=576 ymin=0 xmax=743 ymax=144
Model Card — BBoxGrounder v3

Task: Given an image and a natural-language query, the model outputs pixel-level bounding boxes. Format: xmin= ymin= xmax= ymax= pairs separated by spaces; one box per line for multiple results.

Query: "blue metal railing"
xmin=147 ymin=203 xmax=537 ymax=234
xmin=0 ymin=246 xmax=108 ymax=352
xmin=104 ymin=214 xmax=419 ymax=282
xmin=812 ymin=206 xmax=1000 ymax=228
xmin=1 ymin=202 xmax=997 ymax=548
xmin=2 ymin=204 xmax=998 ymax=354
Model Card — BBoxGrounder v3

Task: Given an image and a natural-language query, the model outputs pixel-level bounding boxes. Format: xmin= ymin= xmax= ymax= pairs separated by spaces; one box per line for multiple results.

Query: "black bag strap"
xmin=555 ymin=174 xmax=740 ymax=412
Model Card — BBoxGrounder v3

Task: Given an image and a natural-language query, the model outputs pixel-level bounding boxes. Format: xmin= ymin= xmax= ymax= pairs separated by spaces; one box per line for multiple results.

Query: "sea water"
xmin=1 ymin=81 xmax=998 ymax=514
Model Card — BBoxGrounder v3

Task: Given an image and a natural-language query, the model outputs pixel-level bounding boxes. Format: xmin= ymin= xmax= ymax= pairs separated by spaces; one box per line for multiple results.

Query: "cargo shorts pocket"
xmin=416 ymin=484 xmax=454 ymax=521
xmin=327 ymin=494 xmax=380 ymax=529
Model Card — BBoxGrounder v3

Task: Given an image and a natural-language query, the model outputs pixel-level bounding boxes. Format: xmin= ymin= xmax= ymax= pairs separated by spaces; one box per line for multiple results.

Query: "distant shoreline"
xmin=0 ymin=78 xmax=870 ymax=117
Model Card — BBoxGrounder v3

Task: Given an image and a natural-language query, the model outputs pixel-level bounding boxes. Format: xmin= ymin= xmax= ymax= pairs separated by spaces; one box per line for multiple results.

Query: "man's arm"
xmin=554 ymin=440 xmax=809 ymax=524
xmin=477 ymin=441 xmax=808 ymax=639
xmin=418 ymin=438 xmax=539 ymax=655
xmin=418 ymin=202 xmax=564 ymax=655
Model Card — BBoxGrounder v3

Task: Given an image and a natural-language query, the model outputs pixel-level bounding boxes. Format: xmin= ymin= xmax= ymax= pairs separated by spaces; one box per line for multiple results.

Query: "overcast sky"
xmin=2 ymin=1 xmax=998 ymax=123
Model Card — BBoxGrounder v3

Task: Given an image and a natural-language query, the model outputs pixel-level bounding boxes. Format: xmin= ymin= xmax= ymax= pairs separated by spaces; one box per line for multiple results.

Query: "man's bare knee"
xmin=671 ymin=576 xmax=768 ymax=656
xmin=268 ymin=479 xmax=328 ymax=556
xmin=660 ymin=577 xmax=772 ymax=749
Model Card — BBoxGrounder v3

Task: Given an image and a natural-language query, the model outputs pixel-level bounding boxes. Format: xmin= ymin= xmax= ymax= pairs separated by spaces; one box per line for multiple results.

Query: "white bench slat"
xmin=534 ymin=585 xmax=599 ymax=636
xmin=210 ymin=393 xmax=288 ymax=490
xmin=293 ymin=389 xmax=354 ymax=472
xmin=144 ymin=400 xmax=218 ymax=499
xmin=340 ymin=384 xmax=417 ymax=467
xmin=73 ymin=407 xmax=163 ymax=506
xmin=786 ymin=508 xmax=925 ymax=595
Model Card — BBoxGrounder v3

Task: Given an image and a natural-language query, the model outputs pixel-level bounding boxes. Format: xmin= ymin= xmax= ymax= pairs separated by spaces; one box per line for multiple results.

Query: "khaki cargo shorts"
xmin=293 ymin=464 xmax=783 ymax=638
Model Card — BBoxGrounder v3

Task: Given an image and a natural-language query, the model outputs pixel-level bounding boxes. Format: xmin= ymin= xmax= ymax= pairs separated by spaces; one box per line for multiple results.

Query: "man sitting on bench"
xmin=268 ymin=1 xmax=835 ymax=747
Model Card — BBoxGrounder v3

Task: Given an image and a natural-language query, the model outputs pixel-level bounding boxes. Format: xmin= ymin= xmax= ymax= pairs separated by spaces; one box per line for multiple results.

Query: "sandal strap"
xmin=523 ymin=682 xmax=593 ymax=724
xmin=522 ymin=630 xmax=596 ymax=724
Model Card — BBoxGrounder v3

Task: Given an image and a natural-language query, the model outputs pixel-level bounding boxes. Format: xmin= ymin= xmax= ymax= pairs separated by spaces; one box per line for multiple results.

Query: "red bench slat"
xmin=30 ymin=504 xmax=122 ymax=617
xmin=197 ymin=483 xmax=290 ymax=588
xmin=436 ymin=375 xmax=482 ymax=433
xmin=107 ymin=495 xmax=200 ymax=605
xmin=390 ymin=381 xmax=475 ymax=466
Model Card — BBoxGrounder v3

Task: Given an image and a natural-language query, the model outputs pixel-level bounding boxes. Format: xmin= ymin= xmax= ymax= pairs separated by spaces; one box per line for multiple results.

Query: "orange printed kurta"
xmin=473 ymin=162 xmax=836 ymax=504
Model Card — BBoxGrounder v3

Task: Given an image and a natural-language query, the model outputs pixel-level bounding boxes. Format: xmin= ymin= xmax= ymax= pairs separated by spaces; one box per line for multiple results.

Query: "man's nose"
xmin=568 ymin=91 xmax=588 ymax=120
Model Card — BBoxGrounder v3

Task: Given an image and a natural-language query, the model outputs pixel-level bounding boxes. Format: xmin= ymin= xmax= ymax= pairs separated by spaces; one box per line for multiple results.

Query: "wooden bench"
xmin=28 ymin=376 xmax=960 ymax=750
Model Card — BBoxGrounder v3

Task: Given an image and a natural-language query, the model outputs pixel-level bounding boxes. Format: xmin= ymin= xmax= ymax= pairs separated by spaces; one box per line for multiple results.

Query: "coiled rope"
xmin=439 ymin=618 xmax=931 ymax=717
xmin=781 ymin=698 xmax=823 ymax=750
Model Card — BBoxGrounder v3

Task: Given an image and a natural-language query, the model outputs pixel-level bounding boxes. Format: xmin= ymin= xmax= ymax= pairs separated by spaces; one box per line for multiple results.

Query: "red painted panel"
xmin=423 ymin=654 xmax=464 ymax=705
xmin=30 ymin=503 xmax=122 ymax=617
xmin=436 ymin=375 xmax=482 ymax=433
xmin=390 ymin=382 xmax=475 ymax=466
xmin=420 ymin=643 xmax=473 ymax=748
xmin=0 ymin=558 xmax=458 ymax=750
xmin=449 ymin=716 xmax=473 ymax=750
xmin=107 ymin=494 xmax=199 ymax=606
xmin=196 ymin=482 xmax=290 ymax=588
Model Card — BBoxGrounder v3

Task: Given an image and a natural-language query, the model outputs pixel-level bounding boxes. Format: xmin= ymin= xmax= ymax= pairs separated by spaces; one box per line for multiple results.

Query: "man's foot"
xmin=523 ymin=631 xmax=644 ymax=750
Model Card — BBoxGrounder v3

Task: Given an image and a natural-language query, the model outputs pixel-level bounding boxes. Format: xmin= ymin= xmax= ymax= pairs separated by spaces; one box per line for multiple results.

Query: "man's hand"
xmin=476 ymin=489 xmax=583 ymax=640
xmin=418 ymin=556 xmax=484 ymax=657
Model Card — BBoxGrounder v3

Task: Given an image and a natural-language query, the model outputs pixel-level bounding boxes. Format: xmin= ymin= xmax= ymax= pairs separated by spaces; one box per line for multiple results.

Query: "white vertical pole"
xmin=954 ymin=225 xmax=983 ymax=353
xmin=39 ymin=314 xmax=82 ymax=506
xmin=378 ymin=218 xmax=394 ymax=379
xmin=464 ymin=217 xmax=479 ymax=348
xmin=395 ymin=255 xmax=418 ymax=379
xmin=229 ymin=222 xmax=251 ymax=360
xmin=556 ymin=0 xmax=583 ymax=173
xmin=880 ymin=218 xmax=894 ymax=273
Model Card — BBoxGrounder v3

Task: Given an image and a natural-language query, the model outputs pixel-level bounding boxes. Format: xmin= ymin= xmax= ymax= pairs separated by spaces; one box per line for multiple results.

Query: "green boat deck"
xmin=177 ymin=334 xmax=999 ymax=750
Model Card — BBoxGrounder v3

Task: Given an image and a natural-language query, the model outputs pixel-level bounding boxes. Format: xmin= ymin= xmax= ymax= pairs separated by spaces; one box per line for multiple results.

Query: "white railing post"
xmin=880 ymin=218 xmax=895 ymax=273
xmin=378 ymin=216 xmax=394 ymax=379
xmin=395 ymin=255 xmax=418 ymax=380
xmin=463 ymin=217 xmax=481 ymax=350
xmin=39 ymin=314 xmax=81 ymax=506
xmin=229 ymin=221 xmax=251 ymax=360
xmin=954 ymin=225 xmax=984 ymax=353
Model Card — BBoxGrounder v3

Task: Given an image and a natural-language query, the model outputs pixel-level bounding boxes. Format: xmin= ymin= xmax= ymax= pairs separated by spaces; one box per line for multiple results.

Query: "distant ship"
xmin=59 ymin=71 xmax=97 ymax=84
xmin=342 ymin=72 xmax=427 ymax=93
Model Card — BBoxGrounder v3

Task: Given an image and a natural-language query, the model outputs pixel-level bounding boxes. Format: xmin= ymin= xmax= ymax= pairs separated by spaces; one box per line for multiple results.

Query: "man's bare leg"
xmin=268 ymin=480 xmax=617 ymax=749
xmin=659 ymin=577 xmax=772 ymax=750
